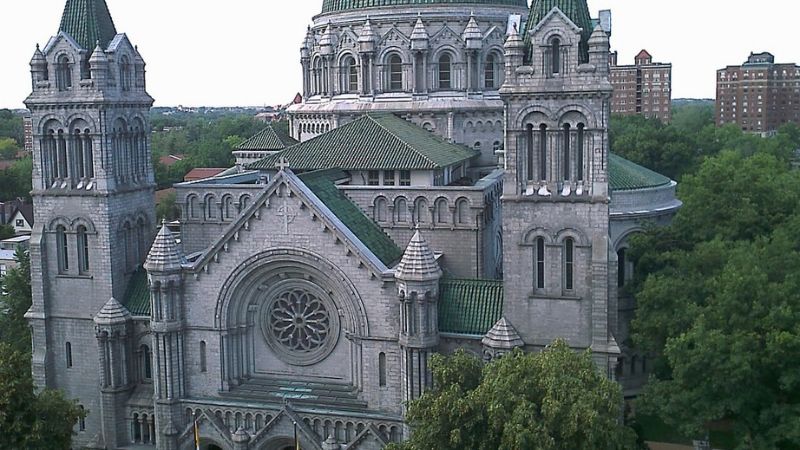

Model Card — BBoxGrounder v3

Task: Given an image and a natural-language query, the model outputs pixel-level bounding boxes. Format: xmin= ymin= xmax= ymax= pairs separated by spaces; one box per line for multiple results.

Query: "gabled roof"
xmin=248 ymin=113 xmax=478 ymax=171
xmin=298 ymin=169 xmax=402 ymax=267
xmin=10 ymin=203 xmax=34 ymax=226
xmin=184 ymin=168 xmax=227 ymax=182
xmin=236 ymin=121 xmax=298 ymax=152
xmin=59 ymin=0 xmax=118 ymax=50
xmin=121 ymin=268 xmax=150 ymax=317
xmin=438 ymin=278 xmax=504 ymax=335
xmin=525 ymin=0 xmax=594 ymax=62
xmin=636 ymin=49 xmax=652 ymax=60
xmin=609 ymin=153 xmax=672 ymax=191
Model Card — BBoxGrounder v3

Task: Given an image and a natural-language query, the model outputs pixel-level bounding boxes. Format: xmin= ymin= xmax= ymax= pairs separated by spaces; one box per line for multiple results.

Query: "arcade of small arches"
xmin=372 ymin=195 xmax=474 ymax=227
xmin=36 ymin=50 xmax=142 ymax=93
xmin=306 ymin=46 xmax=505 ymax=96
xmin=184 ymin=192 xmax=254 ymax=222
xmin=185 ymin=408 xmax=403 ymax=450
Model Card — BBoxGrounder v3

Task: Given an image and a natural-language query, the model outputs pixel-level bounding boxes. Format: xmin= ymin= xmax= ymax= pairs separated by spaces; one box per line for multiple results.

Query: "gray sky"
xmin=1 ymin=0 xmax=796 ymax=108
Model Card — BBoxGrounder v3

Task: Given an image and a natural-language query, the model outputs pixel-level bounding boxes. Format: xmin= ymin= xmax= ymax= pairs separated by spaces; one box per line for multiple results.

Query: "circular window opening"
xmin=260 ymin=279 xmax=340 ymax=366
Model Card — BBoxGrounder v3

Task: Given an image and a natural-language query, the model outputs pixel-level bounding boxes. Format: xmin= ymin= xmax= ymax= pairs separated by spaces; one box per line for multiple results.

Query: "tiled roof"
xmin=525 ymin=0 xmax=593 ymax=62
xmin=237 ymin=121 xmax=298 ymax=152
xmin=121 ymin=268 xmax=150 ymax=317
xmin=248 ymin=114 xmax=478 ymax=171
xmin=438 ymin=278 xmax=504 ymax=335
xmin=298 ymin=169 xmax=403 ymax=267
xmin=609 ymin=153 xmax=672 ymax=191
xmin=59 ymin=0 xmax=117 ymax=50
xmin=184 ymin=168 xmax=227 ymax=182
xmin=321 ymin=0 xmax=527 ymax=13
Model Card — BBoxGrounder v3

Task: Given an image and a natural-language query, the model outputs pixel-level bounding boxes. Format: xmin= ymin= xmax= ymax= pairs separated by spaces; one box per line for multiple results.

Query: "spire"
xmin=463 ymin=14 xmax=483 ymax=43
xmin=93 ymin=297 xmax=131 ymax=326
xmin=59 ymin=0 xmax=118 ymax=50
xmin=396 ymin=230 xmax=442 ymax=282
xmin=30 ymin=44 xmax=46 ymax=67
xmin=482 ymin=317 xmax=524 ymax=350
xmin=358 ymin=19 xmax=376 ymax=53
xmin=144 ymin=222 xmax=185 ymax=273
xmin=410 ymin=17 xmax=429 ymax=41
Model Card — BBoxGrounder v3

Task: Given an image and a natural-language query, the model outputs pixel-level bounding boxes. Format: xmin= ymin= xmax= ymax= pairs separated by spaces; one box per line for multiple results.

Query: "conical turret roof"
xmin=482 ymin=317 xmax=524 ymax=349
xmin=94 ymin=297 xmax=132 ymax=325
xmin=59 ymin=0 xmax=118 ymax=50
xmin=144 ymin=222 xmax=185 ymax=273
xmin=410 ymin=18 xmax=429 ymax=41
xmin=30 ymin=45 xmax=47 ymax=67
xmin=396 ymin=230 xmax=441 ymax=282
xmin=463 ymin=14 xmax=483 ymax=41
xmin=358 ymin=19 xmax=376 ymax=43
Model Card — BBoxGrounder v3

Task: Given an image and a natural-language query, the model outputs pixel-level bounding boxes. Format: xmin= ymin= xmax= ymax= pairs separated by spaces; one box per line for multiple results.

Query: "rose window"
xmin=269 ymin=289 xmax=331 ymax=353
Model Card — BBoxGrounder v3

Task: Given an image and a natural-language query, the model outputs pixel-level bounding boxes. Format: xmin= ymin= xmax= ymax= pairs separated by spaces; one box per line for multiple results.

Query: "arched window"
xmin=484 ymin=54 xmax=496 ymax=88
xmin=56 ymin=55 xmax=72 ymax=91
xmin=313 ymin=58 xmax=323 ymax=94
xmin=223 ymin=196 xmax=234 ymax=220
xmin=564 ymin=238 xmax=574 ymax=291
xmin=434 ymin=198 xmax=449 ymax=224
xmin=539 ymin=124 xmax=548 ymax=181
xmin=342 ymin=56 xmax=358 ymax=93
xmin=56 ymin=225 xmax=69 ymax=273
xmin=77 ymin=225 xmax=89 ymax=274
xmin=240 ymin=195 xmax=251 ymax=211
xmin=200 ymin=341 xmax=207 ymax=373
xmin=456 ymin=198 xmax=469 ymax=224
xmin=473 ymin=142 xmax=481 ymax=152
xmin=414 ymin=198 xmax=428 ymax=224
xmin=389 ymin=54 xmax=403 ymax=91
xmin=534 ymin=237 xmax=545 ymax=290
xmin=526 ymin=124 xmax=534 ymax=181
xmin=438 ymin=54 xmax=452 ymax=90
xmin=395 ymin=198 xmax=408 ymax=223
xmin=66 ymin=341 xmax=73 ymax=368
xmin=563 ymin=123 xmax=571 ymax=181
xmin=188 ymin=195 xmax=200 ymax=219
xmin=551 ymin=38 xmax=561 ymax=75
xmin=206 ymin=196 xmax=217 ymax=220
xmin=617 ymin=248 xmax=627 ymax=288
xmin=379 ymin=352 xmax=387 ymax=387
xmin=140 ymin=345 xmax=152 ymax=380
xmin=83 ymin=129 xmax=94 ymax=179
xmin=577 ymin=123 xmax=585 ymax=181
xmin=374 ymin=197 xmax=388 ymax=223
xmin=120 ymin=56 xmax=132 ymax=91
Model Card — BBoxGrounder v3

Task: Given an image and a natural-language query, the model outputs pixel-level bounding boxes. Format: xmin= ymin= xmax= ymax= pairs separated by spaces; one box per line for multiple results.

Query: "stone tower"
xmin=396 ymin=230 xmax=442 ymax=404
xmin=499 ymin=0 xmax=619 ymax=371
xmin=24 ymin=0 xmax=155 ymax=446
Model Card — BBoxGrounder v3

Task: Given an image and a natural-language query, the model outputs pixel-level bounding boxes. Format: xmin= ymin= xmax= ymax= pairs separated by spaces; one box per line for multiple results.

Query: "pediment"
xmin=338 ymin=27 xmax=359 ymax=50
xmin=528 ymin=7 xmax=583 ymax=40
xmin=43 ymin=31 xmax=84 ymax=57
xmin=379 ymin=27 xmax=410 ymax=46
xmin=250 ymin=405 xmax=322 ymax=450
xmin=106 ymin=33 xmax=135 ymax=54
xmin=430 ymin=25 xmax=464 ymax=46
xmin=483 ymin=25 xmax=505 ymax=42
xmin=179 ymin=409 xmax=233 ymax=448
xmin=347 ymin=423 xmax=390 ymax=449
xmin=188 ymin=170 xmax=393 ymax=282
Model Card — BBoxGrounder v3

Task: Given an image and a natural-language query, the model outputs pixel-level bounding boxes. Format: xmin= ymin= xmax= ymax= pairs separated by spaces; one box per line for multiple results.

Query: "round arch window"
xmin=259 ymin=279 xmax=340 ymax=366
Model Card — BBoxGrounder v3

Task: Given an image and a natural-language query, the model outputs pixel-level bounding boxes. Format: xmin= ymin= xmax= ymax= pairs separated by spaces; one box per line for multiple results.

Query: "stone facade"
xmin=26 ymin=1 xmax=682 ymax=449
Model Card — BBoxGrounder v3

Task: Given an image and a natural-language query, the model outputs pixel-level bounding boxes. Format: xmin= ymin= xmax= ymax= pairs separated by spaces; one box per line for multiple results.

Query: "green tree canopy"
xmin=390 ymin=341 xmax=638 ymax=450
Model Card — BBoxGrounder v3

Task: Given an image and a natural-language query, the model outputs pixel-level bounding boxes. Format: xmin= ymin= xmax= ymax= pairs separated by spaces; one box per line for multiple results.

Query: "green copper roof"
xmin=298 ymin=169 xmax=403 ymax=266
xmin=237 ymin=121 xmax=299 ymax=152
xmin=525 ymin=0 xmax=593 ymax=62
xmin=249 ymin=113 xmax=478 ymax=171
xmin=59 ymin=0 xmax=117 ymax=50
xmin=321 ymin=0 xmax=527 ymax=13
xmin=121 ymin=268 xmax=150 ymax=317
xmin=439 ymin=278 xmax=504 ymax=335
xmin=609 ymin=153 xmax=672 ymax=191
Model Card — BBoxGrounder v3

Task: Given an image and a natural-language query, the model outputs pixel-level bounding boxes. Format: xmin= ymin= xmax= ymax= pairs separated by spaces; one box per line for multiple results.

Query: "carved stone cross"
xmin=275 ymin=157 xmax=290 ymax=172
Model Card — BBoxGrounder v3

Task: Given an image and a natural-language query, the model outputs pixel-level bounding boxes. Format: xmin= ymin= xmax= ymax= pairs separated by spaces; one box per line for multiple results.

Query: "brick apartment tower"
xmin=609 ymin=49 xmax=672 ymax=122
xmin=24 ymin=0 xmax=155 ymax=447
xmin=717 ymin=52 xmax=800 ymax=133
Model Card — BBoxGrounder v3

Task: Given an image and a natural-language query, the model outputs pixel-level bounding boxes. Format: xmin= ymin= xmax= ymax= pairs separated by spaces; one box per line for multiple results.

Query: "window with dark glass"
xmin=539 ymin=124 xmax=548 ymax=180
xmin=400 ymin=170 xmax=411 ymax=186
xmin=66 ymin=342 xmax=73 ymax=368
xmin=384 ymin=170 xmax=396 ymax=186
xmin=551 ymin=38 xmax=561 ymax=75
xmin=485 ymin=54 xmax=496 ymax=88
xmin=56 ymin=55 xmax=72 ymax=91
xmin=564 ymin=238 xmax=574 ymax=291
xmin=438 ymin=54 xmax=452 ymax=89
xmin=526 ymin=124 xmax=534 ymax=181
xmin=56 ymin=225 xmax=69 ymax=273
xmin=140 ymin=345 xmax=152 ymax=380
xmin=367 ymin=170 xmax=380 ymax=186
xmin=535 ymin=237 xmax=545 ymax=290
xmin=563 ymin=123 xmax=571 ymax=180
xmin=77 ymin=225 xmax=89 ymax=274
xmin=379 ymin=352 xmax=387 ymax=387
xmin=389 ymin=55 xmax=403 ymax=91
xmin=577 ymin=123 xmax=585 ymax=181
xmin=200 ymin=341 xmax=207 ymax=373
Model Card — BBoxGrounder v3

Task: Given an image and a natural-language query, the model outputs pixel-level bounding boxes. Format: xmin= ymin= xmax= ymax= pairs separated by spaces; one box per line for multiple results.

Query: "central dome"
xmin=321 ymin=0 xmax=528 ymax=13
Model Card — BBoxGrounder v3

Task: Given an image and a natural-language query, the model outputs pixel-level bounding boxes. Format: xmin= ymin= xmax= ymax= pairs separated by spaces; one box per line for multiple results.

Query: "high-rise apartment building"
xmin=717 ymin=52 xmax=800 ymax=133
xmin=610 ymin=50 xmax=672 ymax=122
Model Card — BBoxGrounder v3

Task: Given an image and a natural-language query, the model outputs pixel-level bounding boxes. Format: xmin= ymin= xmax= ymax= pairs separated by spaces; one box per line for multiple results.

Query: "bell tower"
xmin=499 ymin=0 xmax=619 ymax=370
xmin=25 ymin=0 xmax=155 ymax=446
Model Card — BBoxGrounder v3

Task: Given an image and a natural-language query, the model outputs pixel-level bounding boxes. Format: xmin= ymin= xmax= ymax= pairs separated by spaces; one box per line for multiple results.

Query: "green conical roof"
xmin=525 ymin=0 xmax=593 ymax=62
xmin=321 ymin=0 xmax=527 ymax=14
xmin=59 ymin=0 xmax=117 ymax=50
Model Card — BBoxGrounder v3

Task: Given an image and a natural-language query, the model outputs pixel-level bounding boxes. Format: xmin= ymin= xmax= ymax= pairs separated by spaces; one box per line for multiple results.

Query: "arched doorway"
xmin=263 ymin=437 xmax=295 ymax=450
xmin=200 ymin=440 xmax=225 ymax=450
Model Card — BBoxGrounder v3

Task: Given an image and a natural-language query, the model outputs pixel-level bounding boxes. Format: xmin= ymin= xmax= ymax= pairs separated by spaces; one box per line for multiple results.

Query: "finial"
xmin=275 ymin=156 xmax=290 ymax=172
xmin=36 ymin=43 xmax=40 ymax=50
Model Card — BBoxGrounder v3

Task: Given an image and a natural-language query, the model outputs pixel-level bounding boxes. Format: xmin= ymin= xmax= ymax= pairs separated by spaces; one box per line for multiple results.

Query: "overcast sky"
xmin=1 ymin=0 xmax=796 ymax=108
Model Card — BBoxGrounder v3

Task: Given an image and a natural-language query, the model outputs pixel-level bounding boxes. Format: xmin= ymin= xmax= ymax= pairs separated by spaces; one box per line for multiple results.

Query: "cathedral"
xmin=24 ymin=0 xmax=681 ymax=449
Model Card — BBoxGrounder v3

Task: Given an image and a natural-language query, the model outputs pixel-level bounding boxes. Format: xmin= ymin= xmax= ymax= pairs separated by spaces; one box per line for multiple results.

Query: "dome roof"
xmin=321 ymin=0 xmax=527 ymax=14
xmin=609 ymin=153 xmax=672 ymax=191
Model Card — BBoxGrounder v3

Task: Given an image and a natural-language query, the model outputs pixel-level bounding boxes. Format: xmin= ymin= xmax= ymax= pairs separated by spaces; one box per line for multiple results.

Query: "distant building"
xmin=610 ymin=50 xmax=672 ymax=122
xmin=158 ymin=154 xmax=184 ymax=167
xmin=0 ymin=235 xmax=30 ymax=277
xmin=716 ymin=52 xmax=800 ymax=133
xmin=8 ymin=203 xmax=33 ymax=235
xmin=183 ymin=167 xmax=228 ymax=182
xmin=23 ymin=115 xmax=34 ymax=154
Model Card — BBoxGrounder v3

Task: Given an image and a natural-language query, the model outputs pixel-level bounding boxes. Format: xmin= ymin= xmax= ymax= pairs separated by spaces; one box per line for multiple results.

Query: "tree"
xmin=156 ymin=190 xmax=180 ymax=222
xmin=389 ymin=341 xmax=638 ymax=450
xmin=0 ymin=248 xmax=33 ymax=353
xmin=0 ymin=137 xmax=20 ymax=160
xmin=0 ymin=109 xmax=23 ymax=144
xmin=0 ymin=224 xmax=14 ymax=240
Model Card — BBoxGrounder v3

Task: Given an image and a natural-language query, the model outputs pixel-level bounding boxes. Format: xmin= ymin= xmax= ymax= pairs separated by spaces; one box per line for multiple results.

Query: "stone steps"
xmin=225 ymin=377 xmax=368 ymax=410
